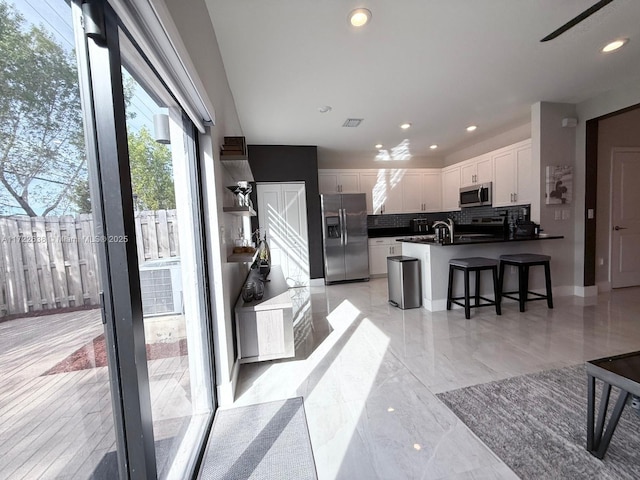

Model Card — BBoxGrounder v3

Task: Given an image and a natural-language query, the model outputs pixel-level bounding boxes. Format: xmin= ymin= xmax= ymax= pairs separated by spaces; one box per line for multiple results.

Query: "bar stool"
xmin=498 ymin=254 xmax=553 ymax=312
xmin=447 ymin=257 xmax=501 ymax=319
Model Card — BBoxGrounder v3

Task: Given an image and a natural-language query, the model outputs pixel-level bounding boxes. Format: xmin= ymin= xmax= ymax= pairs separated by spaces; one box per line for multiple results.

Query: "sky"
xmin=3 ymin=0 xmax=164 ymax=216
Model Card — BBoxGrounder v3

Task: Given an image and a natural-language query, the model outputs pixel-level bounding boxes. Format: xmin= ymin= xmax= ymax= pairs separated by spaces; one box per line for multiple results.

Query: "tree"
xmin=0 ymin=2 xmax=85 ymax=216
xmin=128 ymin=127 xmax=175 ymax=211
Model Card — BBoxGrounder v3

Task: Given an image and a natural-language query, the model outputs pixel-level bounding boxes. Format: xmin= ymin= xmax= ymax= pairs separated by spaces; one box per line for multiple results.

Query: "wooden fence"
xmin=0 ymin=210 xmax=179 ymax=317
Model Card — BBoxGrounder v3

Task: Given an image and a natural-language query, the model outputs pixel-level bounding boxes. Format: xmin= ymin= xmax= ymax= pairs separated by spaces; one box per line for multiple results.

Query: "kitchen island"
xmin=398 ymin=235 xmax=563 ymax=311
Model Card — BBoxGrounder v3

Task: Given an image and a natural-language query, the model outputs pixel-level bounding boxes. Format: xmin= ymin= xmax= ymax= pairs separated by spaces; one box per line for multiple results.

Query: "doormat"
xmin=42 ymin=334 xmax=187 ymax=375
xmin=437 ymin=365 xmax=640 ymax=479
xmin=198 ymin=397 xmax=318 ymax=480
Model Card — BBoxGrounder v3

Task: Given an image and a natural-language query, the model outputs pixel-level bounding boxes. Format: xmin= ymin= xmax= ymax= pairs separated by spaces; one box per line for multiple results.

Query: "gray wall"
xmin=532 ymin=102 xmax=577 ymax=292
xmin=248 ymin=145 xmax=324 ymax=279
xmin=165 ymin=0 xmax=247 ymax=404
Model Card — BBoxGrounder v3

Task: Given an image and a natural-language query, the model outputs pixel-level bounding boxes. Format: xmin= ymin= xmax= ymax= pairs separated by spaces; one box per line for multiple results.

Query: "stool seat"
xmin=447 ymin=257 xmax=501 ymax=319
xmin=450 ymin=257 xmax=499 ymax=268
xmin=499 ymin=254 xmax=553 ymax=312
xmin=499 ymin=253 xmax=550 ymax=264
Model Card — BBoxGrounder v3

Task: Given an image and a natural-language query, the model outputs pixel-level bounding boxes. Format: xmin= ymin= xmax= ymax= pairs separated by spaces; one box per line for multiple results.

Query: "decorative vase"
xmin=257 ymin=232 xmax=271 ymax=279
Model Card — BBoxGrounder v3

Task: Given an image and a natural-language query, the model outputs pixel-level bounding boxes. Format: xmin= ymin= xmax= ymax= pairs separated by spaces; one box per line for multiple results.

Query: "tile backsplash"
xmin=367 ymin=204 xmax=531 ymax=229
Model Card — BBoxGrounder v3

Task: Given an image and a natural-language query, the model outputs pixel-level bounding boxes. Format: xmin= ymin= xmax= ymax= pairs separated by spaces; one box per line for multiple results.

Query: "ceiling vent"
xmin=342 ymin=118 xmax=363 ymax=128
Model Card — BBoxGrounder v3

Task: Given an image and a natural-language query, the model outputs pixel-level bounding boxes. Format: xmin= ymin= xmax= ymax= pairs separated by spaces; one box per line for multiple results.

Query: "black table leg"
xmin=587 ymin=374 xmax=595 ymax=451
xmin=587 ymin=377 xmax=630 ymax=459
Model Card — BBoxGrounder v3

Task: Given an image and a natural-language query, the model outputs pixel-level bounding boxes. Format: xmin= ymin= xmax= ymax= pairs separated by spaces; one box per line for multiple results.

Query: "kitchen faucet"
xmin=432 ymin=218 xmax=455 ymax=242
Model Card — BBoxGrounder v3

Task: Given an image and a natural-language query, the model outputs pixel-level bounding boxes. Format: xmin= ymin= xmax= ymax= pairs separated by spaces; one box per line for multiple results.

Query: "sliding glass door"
xmin=1 ymin=1 xmax=215 ymax=476
xmin=72 ymin=0 xmax=214 ymax=478
xmin=0 ymin=1 xmax=119 ymax=478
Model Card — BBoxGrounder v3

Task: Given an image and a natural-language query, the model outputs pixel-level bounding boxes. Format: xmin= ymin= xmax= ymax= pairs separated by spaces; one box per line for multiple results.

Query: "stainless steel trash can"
xmin=387 ymin=256 xmax=421 ymax=309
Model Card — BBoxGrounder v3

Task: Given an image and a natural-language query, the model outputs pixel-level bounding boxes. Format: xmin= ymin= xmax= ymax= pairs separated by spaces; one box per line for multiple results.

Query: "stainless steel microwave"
xmin=459 ymin=182 xmax=492 ymax=207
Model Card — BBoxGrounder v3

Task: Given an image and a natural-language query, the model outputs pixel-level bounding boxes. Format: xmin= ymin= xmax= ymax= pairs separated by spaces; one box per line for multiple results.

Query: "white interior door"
xmin=611 ymin=148 xmax=640 ymax=288
xmin=257 ymin=182 xmax=309 ymax=287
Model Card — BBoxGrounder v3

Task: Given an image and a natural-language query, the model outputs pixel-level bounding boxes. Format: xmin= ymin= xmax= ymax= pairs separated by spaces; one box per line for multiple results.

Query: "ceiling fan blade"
xmin=540 ymin=0 xmax=615 ymax=42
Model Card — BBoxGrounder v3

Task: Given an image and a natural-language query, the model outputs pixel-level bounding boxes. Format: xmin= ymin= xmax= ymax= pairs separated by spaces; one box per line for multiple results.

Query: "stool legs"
xmin=447 ymin=265 xmax=454 ymax=310
xmin=446 ymin=264 xmax=501 ymax=319
xmin=518 ymin=265 xmax=529 ymax=312
xmin=464 ymin=269 xmax=470 ymax=319
xmin=492 ymin=266 xmax=501 ymax=315
xmin=544 ymin=262 xmax=554 ymax=308
xmin=499 ymin=259 xmax=553 ymax=312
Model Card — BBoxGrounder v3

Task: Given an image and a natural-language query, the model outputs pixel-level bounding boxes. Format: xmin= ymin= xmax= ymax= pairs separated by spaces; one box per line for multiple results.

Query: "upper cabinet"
xmin=492 ymin=139 xmax=532 ymax=207
xmin=460 ymin=154 xmax=492 ymax=187
xmin=318 ymin=170 xmax=360 ymax=194
xmin=360 ymin=170 xmax=403 ymax=214
xmin=403 ymin=170 xmax=442 ymax=213
xmin=441 ymin=165 xmax=461 ymax=211
xmin=316 ymin=138 xmax=534 ymax=214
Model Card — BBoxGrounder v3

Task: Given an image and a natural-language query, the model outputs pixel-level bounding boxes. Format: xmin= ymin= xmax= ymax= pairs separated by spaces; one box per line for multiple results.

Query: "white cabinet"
xmin=360 ymin=170 xmax=403 ymax=214
xmin=318 ymin=170 xmax=360 ymax=194
xmin=402 ymin=170 xmax=442 ymax=213
xmin=461 ymin=155 xmax=492 ymax=187
xmin=368 ymin=237 xmax=404 ymax=276
xmin=492 ymin=140 xmax=532 ymax=207
xmin=442 ymin=165 xmax=461 ymax=211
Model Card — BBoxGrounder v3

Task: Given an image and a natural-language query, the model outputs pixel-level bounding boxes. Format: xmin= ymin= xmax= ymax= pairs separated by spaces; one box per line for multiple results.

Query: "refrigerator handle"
xmin=338 ymin=208 xmax=344 ymax=246
xmin=341 ymin=208 xmax=348 ymax=246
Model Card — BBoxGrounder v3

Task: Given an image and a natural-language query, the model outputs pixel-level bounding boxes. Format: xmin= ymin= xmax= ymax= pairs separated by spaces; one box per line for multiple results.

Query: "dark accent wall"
xmin=247 ymin=145 xmax=323 ymax=279
xmin=584 ymin=119 xmax=598 ymax=286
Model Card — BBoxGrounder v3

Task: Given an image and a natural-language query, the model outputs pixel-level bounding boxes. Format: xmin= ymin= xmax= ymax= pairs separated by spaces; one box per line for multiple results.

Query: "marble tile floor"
xmin=234 ymin=279 xmax=640 ymax=479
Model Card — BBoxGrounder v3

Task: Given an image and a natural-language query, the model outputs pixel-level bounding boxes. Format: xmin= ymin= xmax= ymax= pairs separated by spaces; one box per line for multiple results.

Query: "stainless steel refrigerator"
xmin=320 ymin=193 xmax=369 ymax=284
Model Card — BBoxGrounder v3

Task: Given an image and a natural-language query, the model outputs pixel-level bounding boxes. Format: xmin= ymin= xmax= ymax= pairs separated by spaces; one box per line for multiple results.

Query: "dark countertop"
xmin=368 ymin=227 xmax=413 ymax=238
xmin=398 ymin=234 xmax=564 ymax=246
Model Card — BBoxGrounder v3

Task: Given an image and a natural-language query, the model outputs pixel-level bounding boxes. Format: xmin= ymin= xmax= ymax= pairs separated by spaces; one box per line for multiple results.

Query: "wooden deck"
xmin=0 ymin=309 xmax=192 ymax=479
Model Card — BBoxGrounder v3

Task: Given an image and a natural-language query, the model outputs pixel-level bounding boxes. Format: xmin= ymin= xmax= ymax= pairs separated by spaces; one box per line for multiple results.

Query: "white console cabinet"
xmin=235 ymin=266 xmax=294 ymax=363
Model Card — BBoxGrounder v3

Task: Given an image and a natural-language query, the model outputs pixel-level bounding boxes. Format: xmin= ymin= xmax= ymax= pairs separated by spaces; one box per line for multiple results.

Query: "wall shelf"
xmin=223 ymin=206 xmax=256 ymax=216
xmin=221 ymin=155 xmax=254 ymax=182
xmin=227 ymin=249 xmax=258 ymax=263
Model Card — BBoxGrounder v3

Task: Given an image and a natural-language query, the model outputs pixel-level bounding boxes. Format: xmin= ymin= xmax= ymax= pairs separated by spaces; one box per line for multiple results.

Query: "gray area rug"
xmin=198 ymin=397 xmax=317 ymax=480
xmin=437 ymin=365 xmax=640 ymax=479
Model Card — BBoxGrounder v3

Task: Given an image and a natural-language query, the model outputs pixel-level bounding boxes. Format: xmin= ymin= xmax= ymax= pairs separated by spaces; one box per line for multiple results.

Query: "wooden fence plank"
xmin=78 ymin=214 xmax=99 ymax=304
xmin=156 ymin=210 xmax=169 ymax=258
xmin=144 ymin=210 xmax=158 ymax=262
xmin=17 ymin=218 xmax=41 ymax=311
xmin=60 ymin=215 xmax=83 ymax=307
xmin=167 ymin=210 xmax=179 ymax=257
xmin=134 ymin=213 xmax=145 ymax=268
xmin=33 ymin=218 xmax=55 ymax=310
xmin=45 ymin=218 xmax=70 ymax=308
xmin=0 ymin=220 xmax=15 ymax=314
xmin=0 ymin=210 xmax=178 ymax=317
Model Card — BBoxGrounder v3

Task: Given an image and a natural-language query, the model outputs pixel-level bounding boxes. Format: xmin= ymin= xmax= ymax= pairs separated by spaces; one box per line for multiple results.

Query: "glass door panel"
xmin=119 ymin=32 xmax=213 ymax=480
xmin=0 ymin=1 xmax=118 ymax=478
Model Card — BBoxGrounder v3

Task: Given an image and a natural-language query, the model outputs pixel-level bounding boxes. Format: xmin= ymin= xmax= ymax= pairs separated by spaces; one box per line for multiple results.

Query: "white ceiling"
xmin=205 ymin=0 xmax=640 ymax=162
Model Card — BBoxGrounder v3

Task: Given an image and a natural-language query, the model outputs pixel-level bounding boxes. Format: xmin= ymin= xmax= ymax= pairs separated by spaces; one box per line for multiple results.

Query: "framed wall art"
xmin=545 ymin=165 xmax=573 ymax=205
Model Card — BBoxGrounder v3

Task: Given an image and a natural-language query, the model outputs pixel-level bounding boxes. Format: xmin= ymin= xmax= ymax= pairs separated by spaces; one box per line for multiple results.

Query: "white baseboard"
xmin=216 ymin=359 xmax=240 ymax=407
xmin=574 ymin=285 xmax=599 ymax=297
xmin=309 ymin=278 xmax=325 ymax=287
xmin=423 ymin=298 xmax=448 ymax=312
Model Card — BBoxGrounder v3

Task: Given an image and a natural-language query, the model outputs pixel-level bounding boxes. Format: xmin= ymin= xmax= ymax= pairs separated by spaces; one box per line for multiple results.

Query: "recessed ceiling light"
xmin=602 ymin=38 xmax=628 ymax=53
xmin=318 ymin=105 xmax=332 ymax=113
xmin=375 ymin=144 xmax=383 ymax=149
xmin=430 ymin=144 xmax=438 ymax=150
xmin=400 ymin=123 xmax=411 ymax=130
xmin=349 ymin=8 xmax=372 ymax=27
xmin=466 ymin=125 xmax=477 ymax=132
